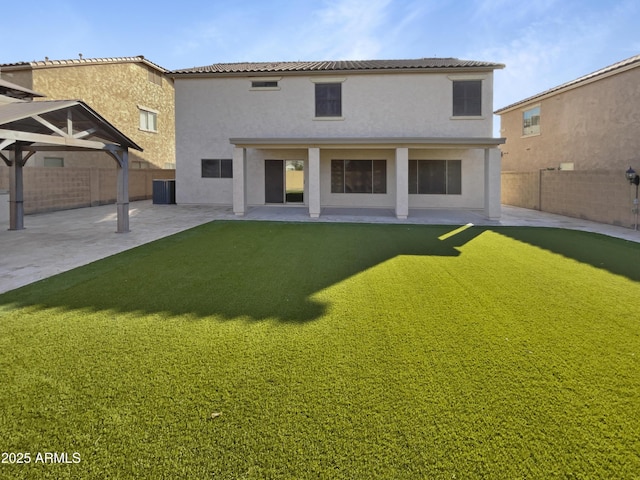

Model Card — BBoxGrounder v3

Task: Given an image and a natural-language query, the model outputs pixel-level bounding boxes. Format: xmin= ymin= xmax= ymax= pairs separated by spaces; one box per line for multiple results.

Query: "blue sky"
xmin=3 ymin=0 xmax=639 ymax=117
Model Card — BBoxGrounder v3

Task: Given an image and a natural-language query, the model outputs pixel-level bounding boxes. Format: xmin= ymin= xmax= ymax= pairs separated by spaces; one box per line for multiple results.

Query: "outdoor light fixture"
xmin=626 ymin=167 xmax=639 ymax=231
xmin=626 ymin=167 xmax=640 ymax=185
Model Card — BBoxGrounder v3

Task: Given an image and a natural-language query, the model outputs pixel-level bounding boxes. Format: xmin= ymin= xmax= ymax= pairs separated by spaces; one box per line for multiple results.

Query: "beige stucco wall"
xmin=1 ymin=60 xmax=175 ymax=169
xmin=499 ymin=66 xmax=640 ymax=172
xmin=175 ymin=71 xmax=496 ymax=206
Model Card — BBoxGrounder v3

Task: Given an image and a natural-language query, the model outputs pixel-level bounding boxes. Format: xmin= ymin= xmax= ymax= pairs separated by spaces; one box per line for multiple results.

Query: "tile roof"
xmin=172 ymin=57 xmax=504 ymax=75
xmin=495 ymin=53 xmax=640 ymax=113
xmin=0 ymin=55 xmax=169 ymax=73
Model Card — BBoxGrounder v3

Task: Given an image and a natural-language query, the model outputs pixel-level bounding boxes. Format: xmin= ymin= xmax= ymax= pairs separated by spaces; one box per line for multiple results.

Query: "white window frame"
xmin=138 ymin=106 xmax=158 ymax=133
xmin=311 ymin=77 xmax=346 ymax=120
xmin=448 ymin=75 xmax=487 ymax=120
xmin=522 ymin=105 xmax=541 ymax=137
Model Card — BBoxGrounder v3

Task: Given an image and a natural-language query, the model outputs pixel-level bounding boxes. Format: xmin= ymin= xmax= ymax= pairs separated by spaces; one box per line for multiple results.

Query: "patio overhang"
xmin=0 ymin=99 xmax=143 ymax=232
xmin=230 ymin=136 xmax=505 ymax=150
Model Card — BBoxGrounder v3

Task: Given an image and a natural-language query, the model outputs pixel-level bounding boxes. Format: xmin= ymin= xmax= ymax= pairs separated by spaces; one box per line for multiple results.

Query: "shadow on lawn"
xmin=0 ymin=221 xmax=482 ymax=323
xmin=1 ymin=222 xmax=637 ymax=322
xmin=496 ymin=226 xmax=640 ymax=282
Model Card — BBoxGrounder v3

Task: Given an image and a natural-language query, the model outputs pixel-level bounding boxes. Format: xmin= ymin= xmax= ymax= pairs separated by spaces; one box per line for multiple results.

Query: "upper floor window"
xmin=452 ymin=80 xmax=482 ymax=116
xmin=139 ymin=107 xmax=158 ymax=132
xmin=315 ymin=83 xmax=342 ymax=117
xmin=202 ymin=159 xmax=233 ymax=178
xmin=523 ymin=106 xmax=540 ymax=136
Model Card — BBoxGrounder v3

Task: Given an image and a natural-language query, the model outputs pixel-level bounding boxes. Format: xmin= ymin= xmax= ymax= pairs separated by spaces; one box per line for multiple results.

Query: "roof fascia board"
xmin=230 ymin=137 xmax=505 ymax=149
xmin=171 ymin=66 xmax=501 ymax=79
xmin=1 ymin=57 xmax=168 ymax=74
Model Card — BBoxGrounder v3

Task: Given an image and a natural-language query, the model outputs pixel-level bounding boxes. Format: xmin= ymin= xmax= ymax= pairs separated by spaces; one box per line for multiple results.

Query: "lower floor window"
xmin=331 ymin=160 xmax=386 ymax=193
xmin=202 ymin=159 xmax=233 ymax=178
xmin=409 ymin=160 xmax=461 ymax=194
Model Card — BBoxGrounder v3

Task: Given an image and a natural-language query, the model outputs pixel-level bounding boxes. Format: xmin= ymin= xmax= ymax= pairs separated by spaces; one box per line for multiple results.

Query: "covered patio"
xmin=230 ymin=136 xmax=504 ymax=220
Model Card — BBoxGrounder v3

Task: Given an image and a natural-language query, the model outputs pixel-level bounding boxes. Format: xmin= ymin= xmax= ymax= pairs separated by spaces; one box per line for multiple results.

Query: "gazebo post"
xmin=112 ymin=148 xmax=130 ymax=233
xmin=9 ymin=146 xmax=24 ymax=230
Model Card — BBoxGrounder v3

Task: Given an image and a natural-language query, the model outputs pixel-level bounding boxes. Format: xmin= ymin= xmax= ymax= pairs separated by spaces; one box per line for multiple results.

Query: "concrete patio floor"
xmin=0 ymin=200 xmax=638 ymax=294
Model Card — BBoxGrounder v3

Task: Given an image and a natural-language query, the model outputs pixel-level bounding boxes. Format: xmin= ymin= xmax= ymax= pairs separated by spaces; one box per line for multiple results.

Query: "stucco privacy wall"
xmin=175 ymin=71 xmax=495 ymax=206
xmin=502 ymin=170 xmax=637 ymax=227
xmin=0 ymin=59 xmax=175 ymax=169
xmin=0 ymin=166 xmax=174 ymax=214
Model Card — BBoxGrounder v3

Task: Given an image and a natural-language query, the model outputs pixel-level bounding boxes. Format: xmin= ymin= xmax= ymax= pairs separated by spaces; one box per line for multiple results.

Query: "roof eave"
xmin=171 ymin=64 xmax=504 ymax=78
xmin=495 ymin=54 xmax=640 ymax=115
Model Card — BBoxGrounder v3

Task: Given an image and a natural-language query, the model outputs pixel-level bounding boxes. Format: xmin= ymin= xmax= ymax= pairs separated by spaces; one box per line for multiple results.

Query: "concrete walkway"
xmin=0 ymin=200 xmax=638 ymax=294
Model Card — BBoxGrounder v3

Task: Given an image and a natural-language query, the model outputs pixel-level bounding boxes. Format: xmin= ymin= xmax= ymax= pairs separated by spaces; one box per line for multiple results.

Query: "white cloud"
xmin=306 ymin=0 xmax=394 ymax=59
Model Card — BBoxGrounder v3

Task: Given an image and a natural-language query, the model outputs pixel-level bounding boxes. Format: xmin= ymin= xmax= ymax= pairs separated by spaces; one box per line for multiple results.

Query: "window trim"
xmin=449 ymin=76 xmax=484 ymax=118
xmin=312 ymin=77 xmax=346 ymax=119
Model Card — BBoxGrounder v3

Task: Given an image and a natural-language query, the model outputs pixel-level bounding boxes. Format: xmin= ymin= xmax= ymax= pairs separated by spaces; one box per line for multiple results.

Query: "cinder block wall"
xmin=502 ymin=170 xmax=638 ymax=228
xmin=501 ymin=171 xmax=540 ymax=210
xmin=0 ymin=167 xmax=175 ymax=214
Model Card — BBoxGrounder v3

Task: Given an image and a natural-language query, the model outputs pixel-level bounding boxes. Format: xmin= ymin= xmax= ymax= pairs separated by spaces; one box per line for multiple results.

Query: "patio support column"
xmin=8 ymin=147 xmax=25 ymax=230
xmin=115 ymin=149 xmax=130 ymax=233
xmin=395 ymin=147 xmax=409 ymax=219
xmin=308 ymin=147 xmax=321 ymax=218
xmin=233 ymin=147 xmax=247 ymax=216
xmin=484 ymin=147 xmax=501 ymax=220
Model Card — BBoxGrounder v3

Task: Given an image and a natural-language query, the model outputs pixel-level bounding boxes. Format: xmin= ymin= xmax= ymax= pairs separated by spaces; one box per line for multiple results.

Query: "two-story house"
xmin=172 ymin=58 xmax=505 ymax=219
xmin=495 ymin=54 xmax=640 ymax=227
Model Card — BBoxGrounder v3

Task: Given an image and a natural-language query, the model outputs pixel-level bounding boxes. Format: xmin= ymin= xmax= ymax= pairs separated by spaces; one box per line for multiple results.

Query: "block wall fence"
xmin=0 ymin=167 xmax=175 ymax=214
xmin=502 ymin=170 xmax=638 ymax=228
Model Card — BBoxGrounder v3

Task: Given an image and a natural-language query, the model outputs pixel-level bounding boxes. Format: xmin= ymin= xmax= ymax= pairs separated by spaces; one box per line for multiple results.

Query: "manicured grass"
xmin=0 ymin=221 xmax=639 ymax=479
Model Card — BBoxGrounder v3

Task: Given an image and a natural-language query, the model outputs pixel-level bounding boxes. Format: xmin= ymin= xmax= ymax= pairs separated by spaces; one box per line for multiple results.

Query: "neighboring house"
xmin=495 ymin=54 xmax=640 ymax=227
xmin=0 ymin=55 xmax=175 ymax=169
xmin=172 ymin=58 xmax=505 ymax=219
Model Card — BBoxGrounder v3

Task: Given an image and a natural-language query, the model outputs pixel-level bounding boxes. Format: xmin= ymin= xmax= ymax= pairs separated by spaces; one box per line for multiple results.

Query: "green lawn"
xmin=0 ymin=221 xmax=638 ymax=479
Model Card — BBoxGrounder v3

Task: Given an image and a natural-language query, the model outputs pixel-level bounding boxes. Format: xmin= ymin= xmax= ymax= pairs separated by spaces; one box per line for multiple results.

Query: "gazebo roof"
xmin=0 ymin=99 xmax=142 ymax=152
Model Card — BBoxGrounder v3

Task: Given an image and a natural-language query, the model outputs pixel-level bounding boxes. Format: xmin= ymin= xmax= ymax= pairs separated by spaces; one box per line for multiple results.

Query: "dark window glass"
xmin=409 ymin=160 xmax=461 ymax=195
xmin=447 ymin=160 xmax=462 ymax=194
xmin=315 ymin=83 xmax=342 ymax=117
xmin=202 ymin=159 xmax=233 ymax=178
xmin=220 ymin=159 xmax=233 ymax=178
xmin=331 ymin=160 xmax=345 ymax=193
xmin=251 ymin=81 xmax=278 ymax=88
xmin=421 ymin=160 xmax=446 ymax=194
xmin=453 ymin=80 xmax=482 ymax=116
xmin=372 ymin=160 xmax=387 ymax=194
xmin=330 ymin=160 xmax=386 ymax=193
xmin=408 ymin=159 xmax=418 ymax=194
